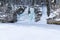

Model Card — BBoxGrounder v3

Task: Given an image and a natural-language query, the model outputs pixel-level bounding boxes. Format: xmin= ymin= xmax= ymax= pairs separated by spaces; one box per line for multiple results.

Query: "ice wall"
xmin=17 ymin=5 xmax=47 ymax=24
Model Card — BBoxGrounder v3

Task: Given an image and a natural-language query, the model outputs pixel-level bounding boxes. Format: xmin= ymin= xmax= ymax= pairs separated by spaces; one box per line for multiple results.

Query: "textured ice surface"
xmin=37 ymin=5 xmax=47 ymax=24
xmin=17 ymin=6 xmax=35 ymax=23
xmin=17 ymin=5 xmax=47 ymax=24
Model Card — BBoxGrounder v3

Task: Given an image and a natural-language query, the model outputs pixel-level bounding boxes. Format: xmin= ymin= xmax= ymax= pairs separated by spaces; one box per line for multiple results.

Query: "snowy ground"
xmin=0 ymin=23 xmax=60 ymax=40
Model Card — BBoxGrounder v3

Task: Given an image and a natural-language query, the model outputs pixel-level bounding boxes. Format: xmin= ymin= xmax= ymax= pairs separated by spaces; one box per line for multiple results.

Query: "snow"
xmin=48 ymin=8 xmax=60 ymax=21
xmin=49 ymin=7 xmax=60 ymax=18
xmin=54 ymin=19 xmax=60 ymax=21
xmin=0 ymin=24 xmax=60 ymax=40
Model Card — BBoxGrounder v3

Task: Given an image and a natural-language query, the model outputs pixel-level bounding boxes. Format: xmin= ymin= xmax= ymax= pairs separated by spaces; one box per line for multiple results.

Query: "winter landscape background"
xmin=0 ymin=5 xmax=60 ymax=40
xmin=0 ymin=0 xmax=60 ymax=40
